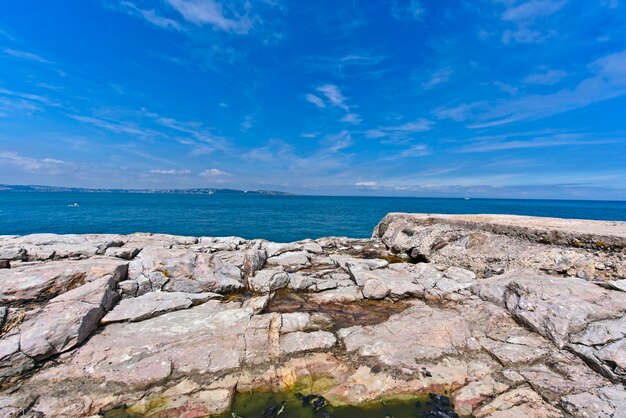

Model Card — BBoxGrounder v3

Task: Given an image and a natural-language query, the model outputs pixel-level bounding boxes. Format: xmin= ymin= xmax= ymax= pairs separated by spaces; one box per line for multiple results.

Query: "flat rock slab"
xmin=474 ymin=270 xmax=626 ymax=348
xmin=338 ymin=301 xmax=472 ymax=367
xmin=0 ymin=258 xmax=128 ymax=305
xmin=101 ymin=291 xmax=222 ymax=324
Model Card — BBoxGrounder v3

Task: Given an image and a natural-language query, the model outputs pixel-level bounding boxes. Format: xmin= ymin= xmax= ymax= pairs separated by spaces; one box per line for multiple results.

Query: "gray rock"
xmin=0 ymin=259 xmax=10 ymax=269
xmin=243 ymin=249 xmax=267 ymax=278
xmin=19 ymin=273 xmax=123 ymax=361
xmin=101 ymin=291 xmax=221 ymax=324
xmin=338 ymin=301 xmax=472 ymax=366
xmin=475 ymin=270 xmax=626 ymax=348
xmin=562 ymin=385 xmax=626 ymax=418
xmin=266 ymin=251 xmax=310 ymax=268
xmin=309 ymin=286 xmax=363 ymax=304
xmin=248 ymin=269 xmax=290 ymax=293
xmin=0 ymin=258 xmax=128 ymax=305
xmin=105 ymin=246 xmax=141 ymax=260
xmin=280 ymin=331 xmax=336 ymax=354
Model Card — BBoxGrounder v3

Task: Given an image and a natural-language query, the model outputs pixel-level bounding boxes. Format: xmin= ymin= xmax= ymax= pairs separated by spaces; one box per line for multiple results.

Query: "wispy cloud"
xmin=365 ymin=118 xmax=434 ymax=139
xmin=457 ymin=132 xmax=617 ymax=153
xmin=2 ymin=48 xmax=51 ymax=64
xmin=400 ymin=143 xmax=431 ymax=157
xmin=150 ymin=169 xmax=191 ymax=174
xmin=305 ymin=93 xmax=326 ymax=108
xmin=200 ymin=168 xmax=230 ymax=177
xmin=355 ymin=181 xmax=378 ymax=188
xmin=165 ymin=0 xmax=254 ymax=34
xmin=523 ymin=69 xmax=568 ymax=85
xmin=0 ymin=151 xmax=67 ymax=173
xmin=67 ymin=114 xmax=157 ymax=137
xmin=0 ymin=87 xmax=57 ymax=116
xmin=120 ymin=1 xmax=183 ymax=31
xmin=390 ymin=0 xmax=426 ymax=21
xmin=468 ymin=49 xmax=626 ymax=127
xmin=316 ymin=84 xmax=350 ymax=112
xmin=306 ymin=84 xmax=362 ymax=124
xmin=500 ymin=0 xmax=567 ymax=44
xmin=422 ymin=67 xmax=453 ymax=90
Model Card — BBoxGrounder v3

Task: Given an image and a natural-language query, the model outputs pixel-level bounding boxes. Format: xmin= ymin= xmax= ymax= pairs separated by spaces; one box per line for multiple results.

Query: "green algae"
xmin=104 ymin=391 xmax=464 ymax=418
xmin=222 ymin=391 xmax=453 ymax=418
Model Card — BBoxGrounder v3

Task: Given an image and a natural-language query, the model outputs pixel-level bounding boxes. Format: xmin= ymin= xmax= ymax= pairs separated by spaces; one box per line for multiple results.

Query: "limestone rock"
xmin=266 ymin=251 xmax=310 ymax=268
xmin=280 ymin=331 xmax=337 ymax=354
xmin=248 ymin=269 xmax=290 ymax=293
xmin=101 ymin=291 xmax=221 ymax=324
xmin=0 ymin=258 xmax=128 ymax=304
xmin=474 ymin=270 xmax=626 ymax=348
xmin=338 ymin=301 xmax=472 ymax=368
xmin=19 ymin=274 xmax=122 ymax=361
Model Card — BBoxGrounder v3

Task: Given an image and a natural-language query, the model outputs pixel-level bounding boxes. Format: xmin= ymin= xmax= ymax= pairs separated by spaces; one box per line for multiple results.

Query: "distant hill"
xmin=0 ymin=184 xmax=293 ymax=196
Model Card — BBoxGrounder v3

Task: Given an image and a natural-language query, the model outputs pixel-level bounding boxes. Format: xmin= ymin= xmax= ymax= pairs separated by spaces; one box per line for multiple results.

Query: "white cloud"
xmin=400 ymin=143 xmax=431 ymax=157
xmin=307 ymin=84 xmax=362 ymax=124
xmin=457 ymin=133 xmax=617 ymax=153
xmin=468 ymin=49 xmax=626 ymax=127
xmin=355 ymin=181 xmax=378 ymax=188
xmin=121 ymin=1 xmax=182 ymax=31
xmin=365 ymin=118 xmax=434 ymax=139
xmin=2 ymin=48 xmax=51 ymax=64
xmin=165 ymin=0 xmax=253 ymax=34
xmin=434 ymin=102 xmax=484 ymax=122
xmin=322 ymin=131 xmax=353 ymax=153
xmin=524 ymin=69 xmax=568 ymax=85
xmin=501 ymin=0 xmax=567 ymax=22
xmin=305 ymin=93 xmax=326 ymax=108
xmin=341 ymin=112 xmax=362 ymax=124
xmin=0 ymin=151 xmax=67 ymax=173
xmin=391 ymin=0 xmax=426 ymax=21
xmin=0 ymin=87 xmax=58 ymax=116
xmin=68 ymin=114 xmax=157 ymax=137
xmin=316 ymin=84 xmax=349 ymax=111
xmin=422 ymin=68 xmax=453 ymax=90
xmin=200 ymin=168 xmax=229 ymax=177
xmin=150 ymin=169 xmax=192 ymax=174
xmin=500 ymin=0 xmax=567 ymax=44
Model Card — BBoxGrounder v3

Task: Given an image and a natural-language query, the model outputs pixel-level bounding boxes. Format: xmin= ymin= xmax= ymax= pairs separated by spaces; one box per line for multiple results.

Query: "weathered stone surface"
xmin=339 ymin=301 xmax=472 ymax=367
xmin=280 ymin=331 xmax=336 ymax=354
xmin=562 ymin=385 xmax=626 ymax=418
xmin=105 ymin=246 xmax=141 ymax=260
xmin=248 ymin=268 xmax=290 ymax=293
xmin=128 ymin=247 xmax=243 ymax=294
xmin=0 ymin=258 xmax=128 ymax=304
xmin=2 ymin=215 xmax=626 ymax=417
xmin=374 ymin=213 xmax=626 ymax=280
xmin=19 ymin=274 xmax=122 ymax=359
xmin=452 ymin=375 xmax=510 ymax=416
xmin=101 ymin=291 xmax=221 ymax=324
xmin=472 ymin=386 xmax=563 ymax=418
xmin=308 ymin=286 xmax=363 ymax=303
xmin=474 ymin=270 xmax=626 ymax=348
xmin=266 ymin=251 xmax=310 ymax=268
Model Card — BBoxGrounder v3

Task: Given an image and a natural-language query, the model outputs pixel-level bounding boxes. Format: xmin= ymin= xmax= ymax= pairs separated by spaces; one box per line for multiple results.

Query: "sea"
xmin=1 ymin=192 xmax=625 ymax=242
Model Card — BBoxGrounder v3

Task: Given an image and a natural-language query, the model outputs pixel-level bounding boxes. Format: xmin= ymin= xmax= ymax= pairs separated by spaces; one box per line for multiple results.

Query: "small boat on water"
xmin=67 ymin=202 xmax=80 ymax=207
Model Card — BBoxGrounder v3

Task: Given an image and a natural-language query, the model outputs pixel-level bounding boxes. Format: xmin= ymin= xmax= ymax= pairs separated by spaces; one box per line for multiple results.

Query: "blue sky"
xmin=1 ymin=0 xmax=625 ymax=199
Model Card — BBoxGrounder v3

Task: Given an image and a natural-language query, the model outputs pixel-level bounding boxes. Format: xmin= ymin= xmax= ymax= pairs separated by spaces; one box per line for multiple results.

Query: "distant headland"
xmin=0 ymin=184 xmax=292 ymax=196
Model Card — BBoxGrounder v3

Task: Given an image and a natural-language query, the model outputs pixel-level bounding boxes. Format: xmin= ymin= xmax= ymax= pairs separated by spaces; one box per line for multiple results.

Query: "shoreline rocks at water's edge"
xmin=0 ymin=214 xmax=625 ymax=417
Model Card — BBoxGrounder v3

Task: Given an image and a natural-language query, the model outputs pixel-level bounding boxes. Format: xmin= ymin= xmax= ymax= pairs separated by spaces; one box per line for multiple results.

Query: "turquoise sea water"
xmin=1 ymin=192 xmax=625 ymax=242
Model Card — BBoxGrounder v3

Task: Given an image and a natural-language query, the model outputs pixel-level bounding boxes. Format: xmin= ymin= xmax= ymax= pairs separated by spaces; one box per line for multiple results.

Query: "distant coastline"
xmin=0 ymin=184 xmax=292 ymax=196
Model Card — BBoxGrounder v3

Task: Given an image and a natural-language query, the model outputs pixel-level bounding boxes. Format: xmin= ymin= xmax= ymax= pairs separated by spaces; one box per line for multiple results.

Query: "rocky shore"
xmin=1 ymin=213 xmax=626 ymax=417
